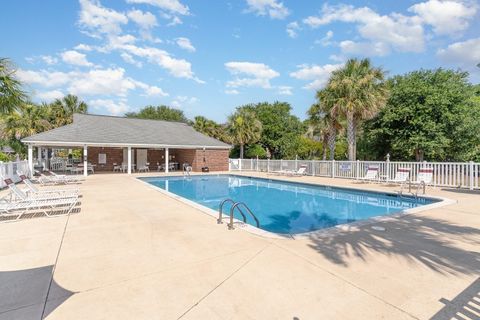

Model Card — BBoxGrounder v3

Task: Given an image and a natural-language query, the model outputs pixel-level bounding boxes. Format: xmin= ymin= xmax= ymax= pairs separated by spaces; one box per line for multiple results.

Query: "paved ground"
xmin=0 ymin=172 xmax=479 ymax=320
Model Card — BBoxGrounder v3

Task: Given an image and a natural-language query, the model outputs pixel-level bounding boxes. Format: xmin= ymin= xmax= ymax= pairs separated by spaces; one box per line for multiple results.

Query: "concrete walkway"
xmin=0 ymin=172 xmax=479 ymax=319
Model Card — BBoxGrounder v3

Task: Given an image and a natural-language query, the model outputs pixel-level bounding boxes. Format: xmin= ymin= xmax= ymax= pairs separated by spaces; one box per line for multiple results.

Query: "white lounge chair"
xmin=112 ymin=162 xmax=122 ymax=172
xmin=38 ymin=170 xmax=84 ymax=185
xmin=387 ymin=168 xmax=411 ymax=185
xmin=272 ymin=165 xmax=308 ymax=176
xmin=0 ymin=195 xmax=78 ymax=221
xmin=3 ymin=178 xmax=78 ymax=202
xmin=406 ymin=167 xmax=434 ymax=194
xmin=17 ymin=174 xmax=79 ymax=197
xmin=358 ymin=166 xmax=379 ymax=182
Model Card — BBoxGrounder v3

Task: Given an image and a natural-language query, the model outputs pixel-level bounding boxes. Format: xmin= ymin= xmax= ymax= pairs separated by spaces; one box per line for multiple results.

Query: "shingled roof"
xmin=22 ymin=113 xmax=230 ymax=149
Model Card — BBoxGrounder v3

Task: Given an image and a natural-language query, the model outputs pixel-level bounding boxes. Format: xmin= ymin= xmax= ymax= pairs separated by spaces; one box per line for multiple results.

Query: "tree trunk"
xmin=240 ymin=144 xmax=244 ymax=159
xmin=415 ymin=148 xmax=424 ymax=162
xmin=322 ymin=141 xmax=327 ymax=161
xmin=346 ymin=111 xmax=356 ymax=161
xmin=328 ymin=125 xmax=336 ymax=160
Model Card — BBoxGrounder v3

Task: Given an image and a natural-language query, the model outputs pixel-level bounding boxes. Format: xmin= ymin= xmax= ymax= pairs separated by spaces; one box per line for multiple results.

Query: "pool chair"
xmin=39 ymin=170 xmax=84 ymax=185
xmin=112 ymin=162 xmax=122 ymax=172
xmin=404 ymin=167 xmax=434 ymax=194
xmin=3 ymin=178 xmax=78 ymax=202
xmin=0 ymin=193 xmax=78 ymax=221
xmin=16 ymin=173 xmax=79 ymax=198
xmin=272 ymin=165 xmax=308 ymax=176
xmin=138 ymin=162 xmax=150 ymax=172
xmin=357 ymin=166 xmax=379 ymax=182
xmin=386 ymin=168 xmax=411 ymax=185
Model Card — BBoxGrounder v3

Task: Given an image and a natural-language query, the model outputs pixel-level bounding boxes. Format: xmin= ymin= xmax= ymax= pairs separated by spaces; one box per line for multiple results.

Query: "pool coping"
xmin=134 ymin=173 xmax=456 ymax=240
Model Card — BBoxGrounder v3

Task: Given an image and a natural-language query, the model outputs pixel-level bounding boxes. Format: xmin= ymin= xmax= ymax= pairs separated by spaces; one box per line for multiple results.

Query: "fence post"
xmin=356 ymin=160 xmax=360 ymax=180
xmin=267 ymin=158 xmax=270 ymax=173
xmin=239 ymin=158 xmax=242 ymax=171
xmin=256 ymin=156 xmax=259 ymax=171
xmin=386 ymin=157 xmax=391 ymax=180
xmin=295 ymin=155 xmax=298 ymax=170
xmin=280 ymin=159 xmax=283 ymax=170
xmin=470 ymin=161 xmax=474 ymax=190
xmin=331 ymin=159 xmax=335 ymax=178
xmin=312 ymin=160 xmax=315 ymax=176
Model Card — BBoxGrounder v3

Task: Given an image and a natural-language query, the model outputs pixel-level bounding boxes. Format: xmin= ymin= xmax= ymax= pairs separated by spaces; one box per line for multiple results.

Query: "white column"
xmin=165 ymin=148 xmax=169 ymax=173
xmin=127 ymin=146 xmax=132 ymax=174
xmin=28 ymin=145 xmax=34 ymax=177
xmin=83 ymin=145 xmax=88 ymax=177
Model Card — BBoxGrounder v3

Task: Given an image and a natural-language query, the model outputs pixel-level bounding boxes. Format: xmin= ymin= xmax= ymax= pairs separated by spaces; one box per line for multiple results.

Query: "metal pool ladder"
xmin=217 ymin=198 xmax=260 ymax=230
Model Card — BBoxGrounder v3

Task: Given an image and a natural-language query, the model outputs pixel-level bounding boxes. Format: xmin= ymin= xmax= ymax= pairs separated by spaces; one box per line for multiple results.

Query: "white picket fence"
xmin=229 ymin=158 xmax=480 ymax=190
xmin=0 ymin=160 xmax=29 ymax=188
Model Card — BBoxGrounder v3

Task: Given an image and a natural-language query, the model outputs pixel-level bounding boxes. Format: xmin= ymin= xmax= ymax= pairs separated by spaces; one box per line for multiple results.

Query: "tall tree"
xmin=328 ymin=58 xmax=388 ymax=160
xmin=50 ymin=94 xmax=88 ymax=126
xmin=360 ymin=69 xmax=480 ymax=161
xmin=227 ymin=108 xmax=262 ymax=159
xmin=0 ymin=58 xmax=27 ymax=114
xmin=125 ymin=105 xmax=189 ymax=123
xmin=243 ymin=102 xmax=305 ymax=159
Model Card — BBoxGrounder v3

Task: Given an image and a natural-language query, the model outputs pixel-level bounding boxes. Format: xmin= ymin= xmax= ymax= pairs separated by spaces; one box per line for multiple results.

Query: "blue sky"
xmin=1 ymin=0 xmax=479 ymax=122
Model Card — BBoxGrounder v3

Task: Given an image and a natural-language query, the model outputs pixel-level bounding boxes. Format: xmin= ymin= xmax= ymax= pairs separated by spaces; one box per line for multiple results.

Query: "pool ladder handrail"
xmin=217 ymin=199 xmax=260 ymax=230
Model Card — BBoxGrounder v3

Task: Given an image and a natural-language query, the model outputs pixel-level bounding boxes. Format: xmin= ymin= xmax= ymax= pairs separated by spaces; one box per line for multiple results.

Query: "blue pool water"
xmin=140 ymin=175 xmax=437 ymax=234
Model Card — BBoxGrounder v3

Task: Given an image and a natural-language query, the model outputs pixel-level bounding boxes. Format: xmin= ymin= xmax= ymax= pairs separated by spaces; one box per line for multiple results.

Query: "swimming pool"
xmin=140 ymin=175 xmax=438 ymax=235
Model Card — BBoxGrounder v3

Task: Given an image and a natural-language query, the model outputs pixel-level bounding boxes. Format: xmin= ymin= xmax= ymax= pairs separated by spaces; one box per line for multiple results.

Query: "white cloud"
xmin=17 ymin=67 xmax=168 ymax=98
xmin=225 ymin=61 xmax=279 ymax=89
xmin=246 ymin=0 xmax=290 ymax=19
xmin=225 ymin=89 xmax=240 ymax=95
xmin=118 ymin=43 xmax=203 ymax=82
xmin=127 ymin=9 xmax=158 ymax=29
xmin=339 ymin=40 xmax=390 ymax=57
xmin=120 ymin=53 xmax=143 ymax=67
xmin=171 ymin=95 xmax=197 ymax=108
xmin=61 ymin=50 xmax=94 ymax=67
xmin=277 ymin=86 xmax=293 ymax=95
xmin=90 ymin=99 xmax=130 ymax=115
xmin=303 ymin=4 xmax=425 ymax=55
xmin=74 ymin=43 xmax=93 ymax=51
xmin=290 ymin=63 xmax=343 ymax=90
xmin=41 ymin=55 xmax=58 ymax=65
xmin=78 ymin=0 xmax=128 ymax=37
xmin=36 ymin=90 xmax=64 ymax=101
xmin=437 ymin=37 xmax=480 ymax=70
xmin=175 ymin=37 xmax=196 ymax=52
xmin=409 ymin=0 xmax=477 ymax=36
xmin=315 ymin=30 xmax=334 ymax=47
xmin=126 ymin=0 xmax=190 ymax=15
xmin=167 ymin=16 xmax=183 ymax=26
xmin=286 ymin=21 xmax=300 ymax=38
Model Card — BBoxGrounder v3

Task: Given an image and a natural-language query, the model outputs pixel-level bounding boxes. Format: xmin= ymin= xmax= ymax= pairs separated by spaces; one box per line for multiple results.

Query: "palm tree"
xmin=0 ymin=58 xmax=27 ymax=114
xmin=328 ymin=58 xmax=388 ymax=160
xmin=309 ymin=88 xmax=342 ymax=160
xmin=50 ymin=94 xmax=88 ymax=126
xmin=227 ymin=108 xmax=262 ymax=159
xmin=2 ymin=103 xmax=52 ymax=140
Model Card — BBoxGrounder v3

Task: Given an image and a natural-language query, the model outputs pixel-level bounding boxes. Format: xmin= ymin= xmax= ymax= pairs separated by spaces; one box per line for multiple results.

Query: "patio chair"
xmin=46 ymin=170 xmax=84 ymax=183
xmin=112 ymin=162 xmax=122 ymax=172
xmin=386 ymin=168 xmax=411 ymax=185
xmin=0 ymin=194 xmax=78 ymax=221
xmin=3 ymin=178 xmax=78 ymax=202
xmin=138 ymin=162 xmax=150 ymax=172
xmin=405 ymin=167 xmax=434 ymax=194
xmin=157 ymin=162 xmax=165 ymax=171
xmin=357 ymin=166 xmax=379 ymax=182
xmin=16 ymin=173 xmax=79 ymax=197
xmin=271 ymin=165 xmax=307 ymax=176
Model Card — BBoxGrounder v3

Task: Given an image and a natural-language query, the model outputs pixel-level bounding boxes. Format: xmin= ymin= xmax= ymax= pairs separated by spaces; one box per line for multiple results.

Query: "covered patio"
xmin=22 ymin=114 xmax=231 ymax=177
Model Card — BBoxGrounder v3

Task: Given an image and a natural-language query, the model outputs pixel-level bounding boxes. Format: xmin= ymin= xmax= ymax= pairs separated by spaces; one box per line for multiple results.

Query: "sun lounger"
xmin=36 ymin=170 xmax=83 ymax=185
xmin=272 ymin=165 xmax=307 ymax=176
xmin=0 ymin=195 xmax=78 ymax=221
xmin=405 ymin=167 xmax=434 ymax=194
xmin=3 ymin=178 xmax=78 ymax=202
xmin=386 ymin=168 xmax=411 ymax=185
xmin=16 ymin=173 xmax=79 ymax=197
xmin=357 ymin=166 xmax=379 ymax=182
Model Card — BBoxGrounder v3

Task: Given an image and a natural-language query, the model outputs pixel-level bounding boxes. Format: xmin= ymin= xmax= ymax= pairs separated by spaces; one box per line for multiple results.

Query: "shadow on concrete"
xmin=440 ymin=188 xmax=480 ymax=195
xmin=307 ymin=215 xmax=480 ymax=275
xmin=430 ymin=277 xmax=480 ymax=319
xmin=0 ymin=265 xmax=74 ymax=318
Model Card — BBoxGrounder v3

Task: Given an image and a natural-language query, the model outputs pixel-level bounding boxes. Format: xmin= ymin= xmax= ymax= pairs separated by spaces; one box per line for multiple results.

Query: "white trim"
xmin=22 ymin=141 xmax=231 ymax=149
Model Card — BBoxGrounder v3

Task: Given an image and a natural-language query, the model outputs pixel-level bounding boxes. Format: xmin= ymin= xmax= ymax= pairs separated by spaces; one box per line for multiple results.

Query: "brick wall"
xmin=86 ymin=147 xmax=229 ymax=172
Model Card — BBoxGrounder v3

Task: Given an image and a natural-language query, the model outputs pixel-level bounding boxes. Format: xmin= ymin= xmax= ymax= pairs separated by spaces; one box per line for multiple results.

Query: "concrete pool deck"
xmin=0 ymin=172 xmax=479 ymax=319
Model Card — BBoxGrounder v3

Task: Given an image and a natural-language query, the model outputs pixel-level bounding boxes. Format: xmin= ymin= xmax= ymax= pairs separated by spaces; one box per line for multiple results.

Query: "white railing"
xmin=229 ymin=159 xmax=480 ymax=190
xmin=0 ymin=160 xmax=29 ymax=188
